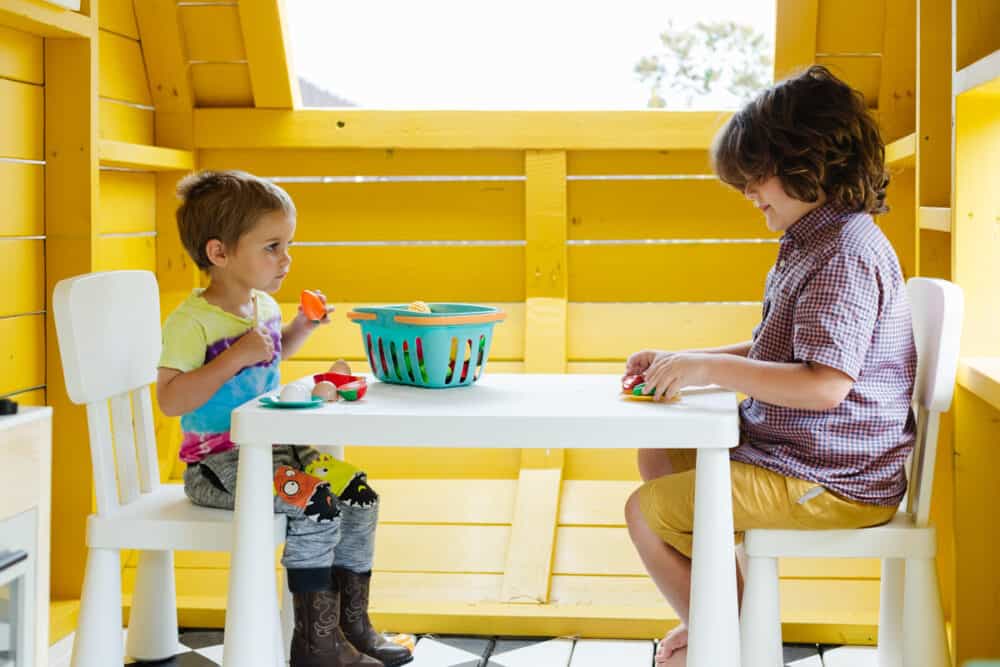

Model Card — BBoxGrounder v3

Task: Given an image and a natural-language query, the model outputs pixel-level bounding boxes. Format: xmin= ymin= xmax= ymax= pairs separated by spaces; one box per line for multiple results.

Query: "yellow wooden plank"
xmin=49 ymin=599 xmax=80 ymax=645
xmin=285 ymin=181 xmax=524 ymax=242
xmin=816 ymin=0 xmax=885 ymax=55
xmin=95 ymin=235 xmax=156 ymax=272
xmin=133 ymin=0 xmax=193 ymax=112
xmin=190 ymin=62 xmax=253 ymax=107
xmin=954 ymin=0 xmax=1000 ymax=70
xmin=0 ymin=78 xmax=42 ymax=160
xmin=568 ymin=302 xmax=762 ymax=360
xmin=0 ymin=314 xmax=44 ymax=395
xmin=375 ymin=525 xmax=510 ymax=573
xmin=276 ymin=245 xmax=525 ymax=303
xmin=956 ymin=358 xmax=1000 ymax=414
xmin=0 ymin=161 xmax=43 ymax=236
xmin=378 ymin=479 xmax=516 ymax=524
xmin=918 ymin=206 xmax=951 ymax=233
xmin=237 ymin=0 xmax=300 ymax=108
xmin=98 ymin=29 xmax=152 ymax=105
xmin=279 ymin=302 xmax=524 ymax=361
xmin=98 ymin=139 xmax=195 ymax=171
xmin=4 ymin=388 xmax=44 ymax=405
xmin=98 ymin=170 xmax=156 ymax=234
xmin=200 ymin=148 xmax=525 ymax=177
xmin=774 ymin=0 xmax=818 ymax=80
xmin=569 ymin=179 xmax=772 ymax=240
xmin=916 ymin=0 xmax=952 ymax=209
xmin=0 ymin=0 xmax=93 ymax=38
xmin=374 ymin=572 xmax=504 ymax=603
xmin=954 ymin=48 xmax=1000 ymax=98
xmin=878 ymin=166 xmax=916 ymax=279
xmin=0 ymin=239 xmax=43 ymax=316
xmin=919 ymin=230 xmax=951 ymax=280
xmin=0 ymin=24 xmax=41 ymax=83
xmin=99 ymin=99 xmax=154 ymax=145
xmin=885 ymin=133 xmax=916 ymax=168
xmin=568 ymin=242 xmax=775 ymax=302
xmin=179 ymin=4 xmax=244 ymax=62
xmin=816 ymin=55 xmax=882 ymax=107
xmin=877 ymin=0 xmax=917 ymax=142
xmin=501 ymin=467 xmax=563 ymax=603
xmin=193 ymin=110 xmax=734 ymax=150
xmin=567 ymin=150 xmax=713 ymax=176
xmin=98 ymin=0 xmax=137 ymax=38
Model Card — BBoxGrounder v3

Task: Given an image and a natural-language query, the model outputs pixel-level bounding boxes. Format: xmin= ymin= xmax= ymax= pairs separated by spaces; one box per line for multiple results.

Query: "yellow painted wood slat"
xmin=568 ymin=302 xmax=761 ymax=361
xmin=774 ymin=0 xmax=818 ymax=80
xmin=916 ymin=0 xmax=952 ymax=210
xmin=98 ymin=139 xmax=195 ymax=171
xmin=568 ymin=242 xmax=775 ymax=302
xmin=567 ymin=150 xmax=713 ymax=176
xmin=4 ymin=388 xmax=44 ymax=405
xmin=568 ymin=179 xmax=772 ymax=240
xmin=133 ymin=0 xmax=193 ymax=112
xmin=200 ymin=148 xmax=525 ymax=177
xmin=96 ymin=235 xmax=156 ymax=272
xmin=98 ymin=0 xmax=137 ymax=38
xmin=275 ymin=245 xmax=525 ymax=303
xmin=285 ymin=181 xmax=524 ymax=242
xmin=378 ymin=479 xmax=516 ymax=524
xmin=816 ymin=0 xmax=885 ymax=54
xmin=49 ymin=599 xmax=80 ymax=645
xmin=0 ymin=0 xmax=93 ymax=38
xmin=954 ymin=0 xmax=1000 ymax=70
xmin=918 ymin=207 xmax=951 ymax=233
xmin=501 ymin=465 xmax=563 ymax=603
xmin=193 ymin=110 xmax=734 ymax=150
xmin=919 ymin=229 xmax=951 ymax=281
xmin=0 ymin=24 xmax=41 ymax=83
xmin=0 ymin=78 xmax=42 ymax=160
xmin=375 ymin=525 xmax=510 ymax=573
xmin=878 ymin=167 xmax=916 ymax=279
xmin=954 ymin=48 xmax=1000 ymax=98
xmin=0 ymin=314 xmax=44 ymax=395
xmin=816 ymin=56 xmax=882 ymax=107
xmin=98 ymin=29 xmax=152 ymax=105
xmin=877 ymin=0 xmax=917 ymax=142
xmin=179 ymin=4 xmax=244 ymax=62
xmin=0 ymin=161 xmax=43 ymax=236
xmin=237 ymin=0 xmax=300 ymax=108
xmin=0 ymin=239 xmax=43 ymax=316
xmin=98 ymin=171 xmax=156 ymax=234
xmin=190 ymin=63 xmax=254 ymax=107
xmin=885 ymin=133 xmax=916 ymax=168
xmin=279 ymin=302 xmax=524 ymax=361
xmin=99 ymin=99 xmax=154 ymax=145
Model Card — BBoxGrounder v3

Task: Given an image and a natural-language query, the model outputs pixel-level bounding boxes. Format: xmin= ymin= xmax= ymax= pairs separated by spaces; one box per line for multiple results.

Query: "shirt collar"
xmin=783 ymin=202 xmax=847 ymax=246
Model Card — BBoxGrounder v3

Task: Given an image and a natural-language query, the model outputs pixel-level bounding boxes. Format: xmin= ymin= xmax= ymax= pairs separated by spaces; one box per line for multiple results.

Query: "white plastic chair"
xmin=740 ymin=277 xmax=962 ymax=667
xmin=53 ymin=270 xmax=293 ymax=666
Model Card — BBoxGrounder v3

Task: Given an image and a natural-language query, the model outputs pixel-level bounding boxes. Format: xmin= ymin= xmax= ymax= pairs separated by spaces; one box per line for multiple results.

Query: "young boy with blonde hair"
xmin=625 ymin=66 xmax=915 ymax=665
xmin=157 ymin=170 xmax=412 ymax=667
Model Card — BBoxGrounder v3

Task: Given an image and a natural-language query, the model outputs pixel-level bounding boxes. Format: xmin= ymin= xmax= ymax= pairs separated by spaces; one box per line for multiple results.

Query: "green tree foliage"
xmin=635 ymin=20 xmax=773 ymax=109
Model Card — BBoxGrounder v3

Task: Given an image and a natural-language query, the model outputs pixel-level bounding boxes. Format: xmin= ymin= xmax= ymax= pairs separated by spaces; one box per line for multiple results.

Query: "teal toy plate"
xmin=259 ymin=396 xmax=324 ymax=409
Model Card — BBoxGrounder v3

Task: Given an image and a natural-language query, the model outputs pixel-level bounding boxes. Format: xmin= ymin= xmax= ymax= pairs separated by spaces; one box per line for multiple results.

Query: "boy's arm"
xmin=281 ymin=313 xmax=317 ymax=360
xmin=686 ymin=341 xmax=753 ymax=357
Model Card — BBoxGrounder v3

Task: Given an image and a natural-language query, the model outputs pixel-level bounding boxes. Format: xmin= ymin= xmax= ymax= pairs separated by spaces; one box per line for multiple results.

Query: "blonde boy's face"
xmin=744 ymin=176 xmax=826 ymax=233
xmin=226 ymin=210 xmax=296 ymax=293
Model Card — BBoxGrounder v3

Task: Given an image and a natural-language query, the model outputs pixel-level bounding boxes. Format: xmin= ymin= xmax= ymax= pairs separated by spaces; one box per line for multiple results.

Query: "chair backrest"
xmin=53 ymin=270 xmax=162 ymax=515
xmin=906 ymin=277 xmax=963 ymax=526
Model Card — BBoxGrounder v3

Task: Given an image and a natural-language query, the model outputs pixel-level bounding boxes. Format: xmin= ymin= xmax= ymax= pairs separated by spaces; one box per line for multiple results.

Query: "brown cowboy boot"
xmin=334 ymin=568 xmax=413 ymax=666
xmin=290 ymin=588 xmax=384 ymax=667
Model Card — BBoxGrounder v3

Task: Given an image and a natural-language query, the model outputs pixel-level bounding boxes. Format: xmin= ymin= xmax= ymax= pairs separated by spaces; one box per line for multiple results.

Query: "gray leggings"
xmin=183 ymin=446 xmax=378 ymax=573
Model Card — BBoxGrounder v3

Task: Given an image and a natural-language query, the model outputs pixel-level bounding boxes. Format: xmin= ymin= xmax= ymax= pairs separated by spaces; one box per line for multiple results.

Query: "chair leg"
xmin=739 ymin=555 xmax=783 ymax=667
xmin=280 ymin=576 xmax=294 ymax=663
xmin=902 ymin=558 xmax=950 ymax=667
xmin=125 ymin=550 xmax=180 ymax=661
xmin=70 ymin=548 xmax=124 ymax=667
xmin=878 ymin=558 xmax=904 ymax=667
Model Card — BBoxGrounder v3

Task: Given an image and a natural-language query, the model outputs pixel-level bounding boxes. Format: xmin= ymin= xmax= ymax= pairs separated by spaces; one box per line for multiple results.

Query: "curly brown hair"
xmin=711 ymin=65 xmax=889 ymax=214
xmin=176 ymin=170 xmax=295 ymax=270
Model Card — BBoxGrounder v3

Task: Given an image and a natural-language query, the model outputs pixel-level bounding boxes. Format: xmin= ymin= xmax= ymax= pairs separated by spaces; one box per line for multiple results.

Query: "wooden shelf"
xmin=0 ymin=0 xmax=92 ymax=38
xmin=957 ymin=357 xmax=1000 ymax=413
xmin=886 ymin=133 xmax=916 ymax=168
xmin=955 ymin=48 xmax=1000 ymax=97
xmin=919 ymin=206 xmax=951 ymax=232
xmin=98 ymin=140 xmax=194 ymax=172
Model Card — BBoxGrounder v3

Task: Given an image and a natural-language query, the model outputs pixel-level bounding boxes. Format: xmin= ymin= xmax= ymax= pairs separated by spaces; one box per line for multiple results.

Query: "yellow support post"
xmin=238 ymin=0 xmax=301 ymax=108
xmin=774 ymin=0 xmax=818 ymax=80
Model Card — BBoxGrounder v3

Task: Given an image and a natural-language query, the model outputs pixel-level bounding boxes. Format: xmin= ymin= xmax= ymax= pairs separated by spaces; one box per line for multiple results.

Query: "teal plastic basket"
xmin=347 ymin=303 xmax=506 ymax=388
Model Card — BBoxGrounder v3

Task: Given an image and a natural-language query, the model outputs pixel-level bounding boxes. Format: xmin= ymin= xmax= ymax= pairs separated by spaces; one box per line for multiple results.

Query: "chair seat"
xmin=87 ymin=483 xmax=286 ymax=551
xmin=744 ymin=513 xmax=936 ymax=560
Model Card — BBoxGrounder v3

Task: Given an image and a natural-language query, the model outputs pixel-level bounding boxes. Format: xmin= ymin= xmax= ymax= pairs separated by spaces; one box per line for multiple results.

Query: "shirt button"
xmin=780 ymin=260 xmax=787 ymax=268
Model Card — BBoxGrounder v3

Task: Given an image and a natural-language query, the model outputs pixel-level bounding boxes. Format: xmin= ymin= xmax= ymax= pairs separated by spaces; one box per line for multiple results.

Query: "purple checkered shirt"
xmin=730 ymin=203 xmax=917 ymax=506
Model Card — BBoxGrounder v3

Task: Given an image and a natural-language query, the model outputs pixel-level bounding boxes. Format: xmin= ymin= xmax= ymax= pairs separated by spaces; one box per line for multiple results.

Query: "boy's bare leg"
xmin=637 ymin=449 xmax=675 ymax=481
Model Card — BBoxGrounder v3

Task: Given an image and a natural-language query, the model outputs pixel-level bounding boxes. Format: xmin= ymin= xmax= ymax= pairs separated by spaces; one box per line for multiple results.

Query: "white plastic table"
xmin=223 ymin=373 xmax=742 ymax=667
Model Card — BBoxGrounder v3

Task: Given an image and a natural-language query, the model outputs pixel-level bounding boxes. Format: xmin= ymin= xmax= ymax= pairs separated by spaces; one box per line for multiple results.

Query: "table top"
xmin=231 ymin=373 xmax=740 ymax=449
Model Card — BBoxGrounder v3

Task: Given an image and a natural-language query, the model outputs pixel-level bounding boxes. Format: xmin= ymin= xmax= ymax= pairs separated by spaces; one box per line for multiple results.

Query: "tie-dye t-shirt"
xmin=159 ymin=289 xmax=282 ymax=463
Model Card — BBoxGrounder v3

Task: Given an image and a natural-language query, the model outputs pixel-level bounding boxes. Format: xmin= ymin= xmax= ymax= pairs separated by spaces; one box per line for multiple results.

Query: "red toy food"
xmin=313 ymin=372 xmax=369 ymax=401
xmin=622 ymin=374 xmax=645 ymax=392
xmin=300 ymin=290 xmax=327 ymax=322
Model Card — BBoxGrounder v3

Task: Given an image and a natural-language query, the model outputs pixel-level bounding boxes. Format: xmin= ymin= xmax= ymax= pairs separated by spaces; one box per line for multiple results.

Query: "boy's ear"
xmin=205 ymin=238 xmax=228 ymax=267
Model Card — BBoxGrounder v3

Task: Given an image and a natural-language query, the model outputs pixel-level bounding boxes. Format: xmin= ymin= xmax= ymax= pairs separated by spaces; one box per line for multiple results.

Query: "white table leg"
xmin=224 ymin=442 xmax=279 ymax=667
xmin=687 ymin=447 xmax=741 ymax=667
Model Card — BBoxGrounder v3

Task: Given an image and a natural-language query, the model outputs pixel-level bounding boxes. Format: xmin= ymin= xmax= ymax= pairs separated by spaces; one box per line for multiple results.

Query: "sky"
xmin=286 ymin=0 xmax=776 ymax=110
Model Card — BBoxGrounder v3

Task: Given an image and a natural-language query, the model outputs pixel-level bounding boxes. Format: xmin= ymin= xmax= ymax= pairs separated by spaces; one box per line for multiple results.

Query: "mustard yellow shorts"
xmin=637 ymin=450 xmax=897 ymax=558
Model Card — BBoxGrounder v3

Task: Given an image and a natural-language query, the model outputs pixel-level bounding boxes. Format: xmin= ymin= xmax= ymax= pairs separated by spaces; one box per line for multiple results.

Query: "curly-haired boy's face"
xmin=744 ymin=176 xmax=827 ymax=233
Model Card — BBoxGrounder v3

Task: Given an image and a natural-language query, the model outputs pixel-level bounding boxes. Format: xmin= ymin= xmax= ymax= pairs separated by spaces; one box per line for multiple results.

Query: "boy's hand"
xmin=642 ymin=352 xmax=711 ymax=402
xmin=296 ymin=289 xmax=335 ymax=330
xmin=231 ymin=326 xmax=275 ymax=366
xmin=624 ymin=349 xmax=669 ymax=377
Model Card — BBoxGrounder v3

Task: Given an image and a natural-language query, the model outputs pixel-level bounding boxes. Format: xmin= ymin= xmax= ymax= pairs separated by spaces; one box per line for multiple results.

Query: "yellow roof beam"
xmin=134 ymin=0 xmax=193 ymax=113
xmin=238 ymin=0 xmax=301 ymax=109
xmin=0 ymin=0 xmax=93 ymax=38
xmin=774 ymin=0 xmax=817 ymax=81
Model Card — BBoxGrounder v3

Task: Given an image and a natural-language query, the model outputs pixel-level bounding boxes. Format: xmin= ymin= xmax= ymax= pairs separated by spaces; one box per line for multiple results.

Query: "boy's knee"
xmin=305 ymin=454 xmax=378 ymax=508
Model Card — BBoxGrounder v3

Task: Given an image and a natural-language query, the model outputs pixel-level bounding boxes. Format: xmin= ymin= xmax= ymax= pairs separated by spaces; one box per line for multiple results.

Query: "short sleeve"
xmin=159 ymin=312 xmax=207 ymax=372
xmin=793 ymin=252 xmax=880 ymax=381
